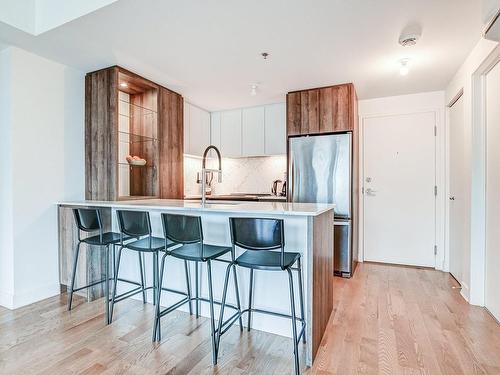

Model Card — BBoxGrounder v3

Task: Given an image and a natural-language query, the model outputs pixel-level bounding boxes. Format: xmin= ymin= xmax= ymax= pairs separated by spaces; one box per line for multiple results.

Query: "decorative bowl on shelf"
xmin=126 ymin=155 xmax=147 ymax=166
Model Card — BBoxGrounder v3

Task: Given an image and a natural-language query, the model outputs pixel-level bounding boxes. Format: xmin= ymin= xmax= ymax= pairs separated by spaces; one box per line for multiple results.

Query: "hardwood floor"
xmin=1 ymin=263 xmax=499 ymax=374
xmin=0 ymin=292 xmax=304 ymax=374
xmin=311 ymin=262 xmax=500 ymax=375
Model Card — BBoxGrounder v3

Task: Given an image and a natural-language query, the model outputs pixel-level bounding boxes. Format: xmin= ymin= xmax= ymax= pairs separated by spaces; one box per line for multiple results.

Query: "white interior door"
xmin=363 ymin=112 xmax=436 ymax=267
xmin=449 ymin=94 xmax=466 ymax=285
xmin=486 ymin=60 xmax=500 ymax=322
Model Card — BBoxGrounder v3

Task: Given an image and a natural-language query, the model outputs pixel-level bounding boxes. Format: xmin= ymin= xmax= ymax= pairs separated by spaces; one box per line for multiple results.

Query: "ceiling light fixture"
xmin=120 ymin=82 xmax=128 ymax=88
xmin=399 ymin=58 xmax=410 ymax=76
xmin=250 ymin=84 xmax=258 ymax=96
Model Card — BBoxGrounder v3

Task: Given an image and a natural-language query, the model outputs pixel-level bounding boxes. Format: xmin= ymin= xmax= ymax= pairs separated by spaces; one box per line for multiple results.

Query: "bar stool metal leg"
xmin=195 ymin=261 xmax=200 ymax=318
xmin=232 ymin=265 xmax=244 ymax=330
xmin=297 ymin=257 xmax=306 ymax=344
xmin=206 ymin=260 xmax=218 ymax=365
xmin=216 ymin=263 xmax=233 ymax=351
xmin=184 ymin=260 xmax=193 ymax=315
xmin=152 ymin=252 xmax=158 ymax=306
xmin=109 ymin=246 xmax=123 ymax=323
xmin=287 ymin=268 xmax=300 ymax=375
xmin=68 ymin=242 xmax=81 ymax=311
xmin=154 ymin=252 xmax=165 ymax=342
xmin=138 ymin=252 xmax=146 ymax=304
xmin=247 ymin=268 xmax=254 ymax=331
xmin=105 ymin=244 xmax=110 ymax=324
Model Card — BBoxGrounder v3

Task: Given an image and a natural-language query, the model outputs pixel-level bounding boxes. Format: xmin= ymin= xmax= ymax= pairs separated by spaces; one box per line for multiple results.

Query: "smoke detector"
xmin=399 ymin=33 xmax=420 ymax=47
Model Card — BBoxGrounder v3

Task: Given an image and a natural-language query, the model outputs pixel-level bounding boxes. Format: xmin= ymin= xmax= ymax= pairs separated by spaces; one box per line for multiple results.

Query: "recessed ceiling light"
xmin=399 ymin=58 xmax=410 ymax=76
xmin=120 ymin=82 xmax=128 ymax=88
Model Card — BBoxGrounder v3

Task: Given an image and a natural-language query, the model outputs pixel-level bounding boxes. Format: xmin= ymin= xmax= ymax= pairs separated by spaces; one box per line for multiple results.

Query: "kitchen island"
xmin=57 ymin=199 xmax=334 ymax=365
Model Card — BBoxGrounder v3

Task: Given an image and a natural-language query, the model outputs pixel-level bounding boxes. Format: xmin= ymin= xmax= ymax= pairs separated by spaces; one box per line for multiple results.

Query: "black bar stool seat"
xmin=125 ymin=236 xmax=169 ymax=252
xmin=235 ymin=251 xmax=300 ymax=271
xmin=168 ymin=243 xmax=231 ymax=262
xmin=81 ymin=232 xmax=129 ymax=246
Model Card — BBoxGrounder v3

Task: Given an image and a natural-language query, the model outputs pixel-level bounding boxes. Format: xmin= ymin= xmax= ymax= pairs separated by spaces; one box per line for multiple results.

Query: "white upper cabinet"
xmin=185 ymin=102 xmax=286 ymax=158
xmin=264 ymin=103 xmax=286 ymax=155
xmin=210 ymin=112 xmax=221 ymax=149
xmin=242 ymin=107 xmax=265 ymax=156
xmin=184 ymin=102 xmax=210 ymax=156
xmin=220 ymin=110 xmax=242 ymax=157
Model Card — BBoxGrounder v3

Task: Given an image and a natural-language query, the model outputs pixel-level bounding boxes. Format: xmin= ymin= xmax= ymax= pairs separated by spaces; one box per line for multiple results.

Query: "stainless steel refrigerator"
xmin=288 ymin=132 xmax=357 ymax=277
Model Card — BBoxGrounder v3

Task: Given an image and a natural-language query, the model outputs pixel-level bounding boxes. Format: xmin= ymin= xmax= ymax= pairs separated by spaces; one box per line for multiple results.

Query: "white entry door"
xmin=449 ymin=93 xmax=466 ymax=285
xmin=486 ymin=60 xmax=500 ymax=322
xmin=363 ymin=112 xmax=436 ymax=267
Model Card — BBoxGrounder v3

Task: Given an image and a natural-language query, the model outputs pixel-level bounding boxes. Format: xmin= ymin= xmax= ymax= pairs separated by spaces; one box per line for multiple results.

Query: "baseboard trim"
xmin=0 ymin=290 xmax=14 ymax=309
xmin=0 ymin=283 xmax=60 ymax=310
xmin=460 ymin=282 xmax=470 ymax=302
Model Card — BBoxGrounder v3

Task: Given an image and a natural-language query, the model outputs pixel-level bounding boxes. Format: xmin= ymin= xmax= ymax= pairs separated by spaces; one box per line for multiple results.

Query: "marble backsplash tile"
xmin=184 ymin=155 xmax=287 ymax=196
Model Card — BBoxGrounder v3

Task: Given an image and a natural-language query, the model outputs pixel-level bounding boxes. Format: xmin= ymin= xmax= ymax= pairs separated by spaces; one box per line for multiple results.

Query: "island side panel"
xmin=58 ymin=205 xmax=112 ymax=300
xmin=311 ymin=209 xmax=334 ymax=361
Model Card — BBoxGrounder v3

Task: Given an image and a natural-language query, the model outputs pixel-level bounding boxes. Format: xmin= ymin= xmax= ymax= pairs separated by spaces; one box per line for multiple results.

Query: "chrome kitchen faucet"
xmin=201 ymin=145 xmax=222 ymax=205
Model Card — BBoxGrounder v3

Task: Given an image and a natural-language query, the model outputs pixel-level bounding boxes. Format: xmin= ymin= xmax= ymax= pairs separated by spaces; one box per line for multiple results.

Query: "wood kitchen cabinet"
xmin=85 ymin=65 xmax=183 ymax=201
xmin=287 ymin=83 xmax=356 ymax=135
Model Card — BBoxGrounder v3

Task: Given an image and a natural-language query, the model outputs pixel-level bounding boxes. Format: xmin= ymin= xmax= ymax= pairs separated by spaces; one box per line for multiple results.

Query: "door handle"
xmin=365 ymin=188 xmax=377 ymax=196
xmin=449 ymin=196 xmax=455 ymax=201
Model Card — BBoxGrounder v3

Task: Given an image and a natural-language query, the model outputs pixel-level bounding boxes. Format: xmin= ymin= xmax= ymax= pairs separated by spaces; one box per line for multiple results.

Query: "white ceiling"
xmin=0 ymin=0 xmax=483 ymax=111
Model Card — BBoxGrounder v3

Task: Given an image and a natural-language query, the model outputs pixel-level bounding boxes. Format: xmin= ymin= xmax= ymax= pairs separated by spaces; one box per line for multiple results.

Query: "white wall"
xmin=358 ymin=91 xmax=446 ymax=269
xmin=0 ymin=48 xmax=15 ymax=305
xmin=445 ymin=38 xmax=498 ymax=304
xmin=0 ymin=47 xmax=85 ymax=309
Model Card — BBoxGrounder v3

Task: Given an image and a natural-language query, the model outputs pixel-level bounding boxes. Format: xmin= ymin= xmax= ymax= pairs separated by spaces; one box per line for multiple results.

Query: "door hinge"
xmin=434 ymin=186 xmax=437 ymax=196
xmin=434 ymin=125 xmax=437 ymax=136
xmin=434 ymin=245 xmax=437 ymax=255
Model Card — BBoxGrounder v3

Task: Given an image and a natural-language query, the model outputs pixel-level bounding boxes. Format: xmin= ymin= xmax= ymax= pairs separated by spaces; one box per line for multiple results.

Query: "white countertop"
xmin=58 ymin=199 xmax=335 ymax=216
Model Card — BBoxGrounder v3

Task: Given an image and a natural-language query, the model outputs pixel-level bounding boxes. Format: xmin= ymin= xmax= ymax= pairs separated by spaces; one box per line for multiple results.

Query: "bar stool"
xmin=109 ymin=210 xmax=177 ymax=323
xmin=69 ymin=208 xmax=128 ymax=324
xmin=153 ymin=213 xmax=243 ymax=365
xmin=217 ymin=217 xmax=306 ymax=375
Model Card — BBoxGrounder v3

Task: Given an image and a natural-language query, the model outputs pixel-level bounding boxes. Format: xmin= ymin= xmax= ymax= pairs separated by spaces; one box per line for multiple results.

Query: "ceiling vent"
xmin=484 ymin=8 xmax=500 ymax=41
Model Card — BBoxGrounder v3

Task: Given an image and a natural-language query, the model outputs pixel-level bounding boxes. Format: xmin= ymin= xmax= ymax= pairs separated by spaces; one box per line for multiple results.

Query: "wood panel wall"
xmin=85 ymin=66 xmax=184 ymax=201
xmin=158 ymin=87 xmax=184 ymax=199
xmin=85 ymin=67 xmax=118 ymax=200
xmin=311 ymin=210 xmax=334 ymax=361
